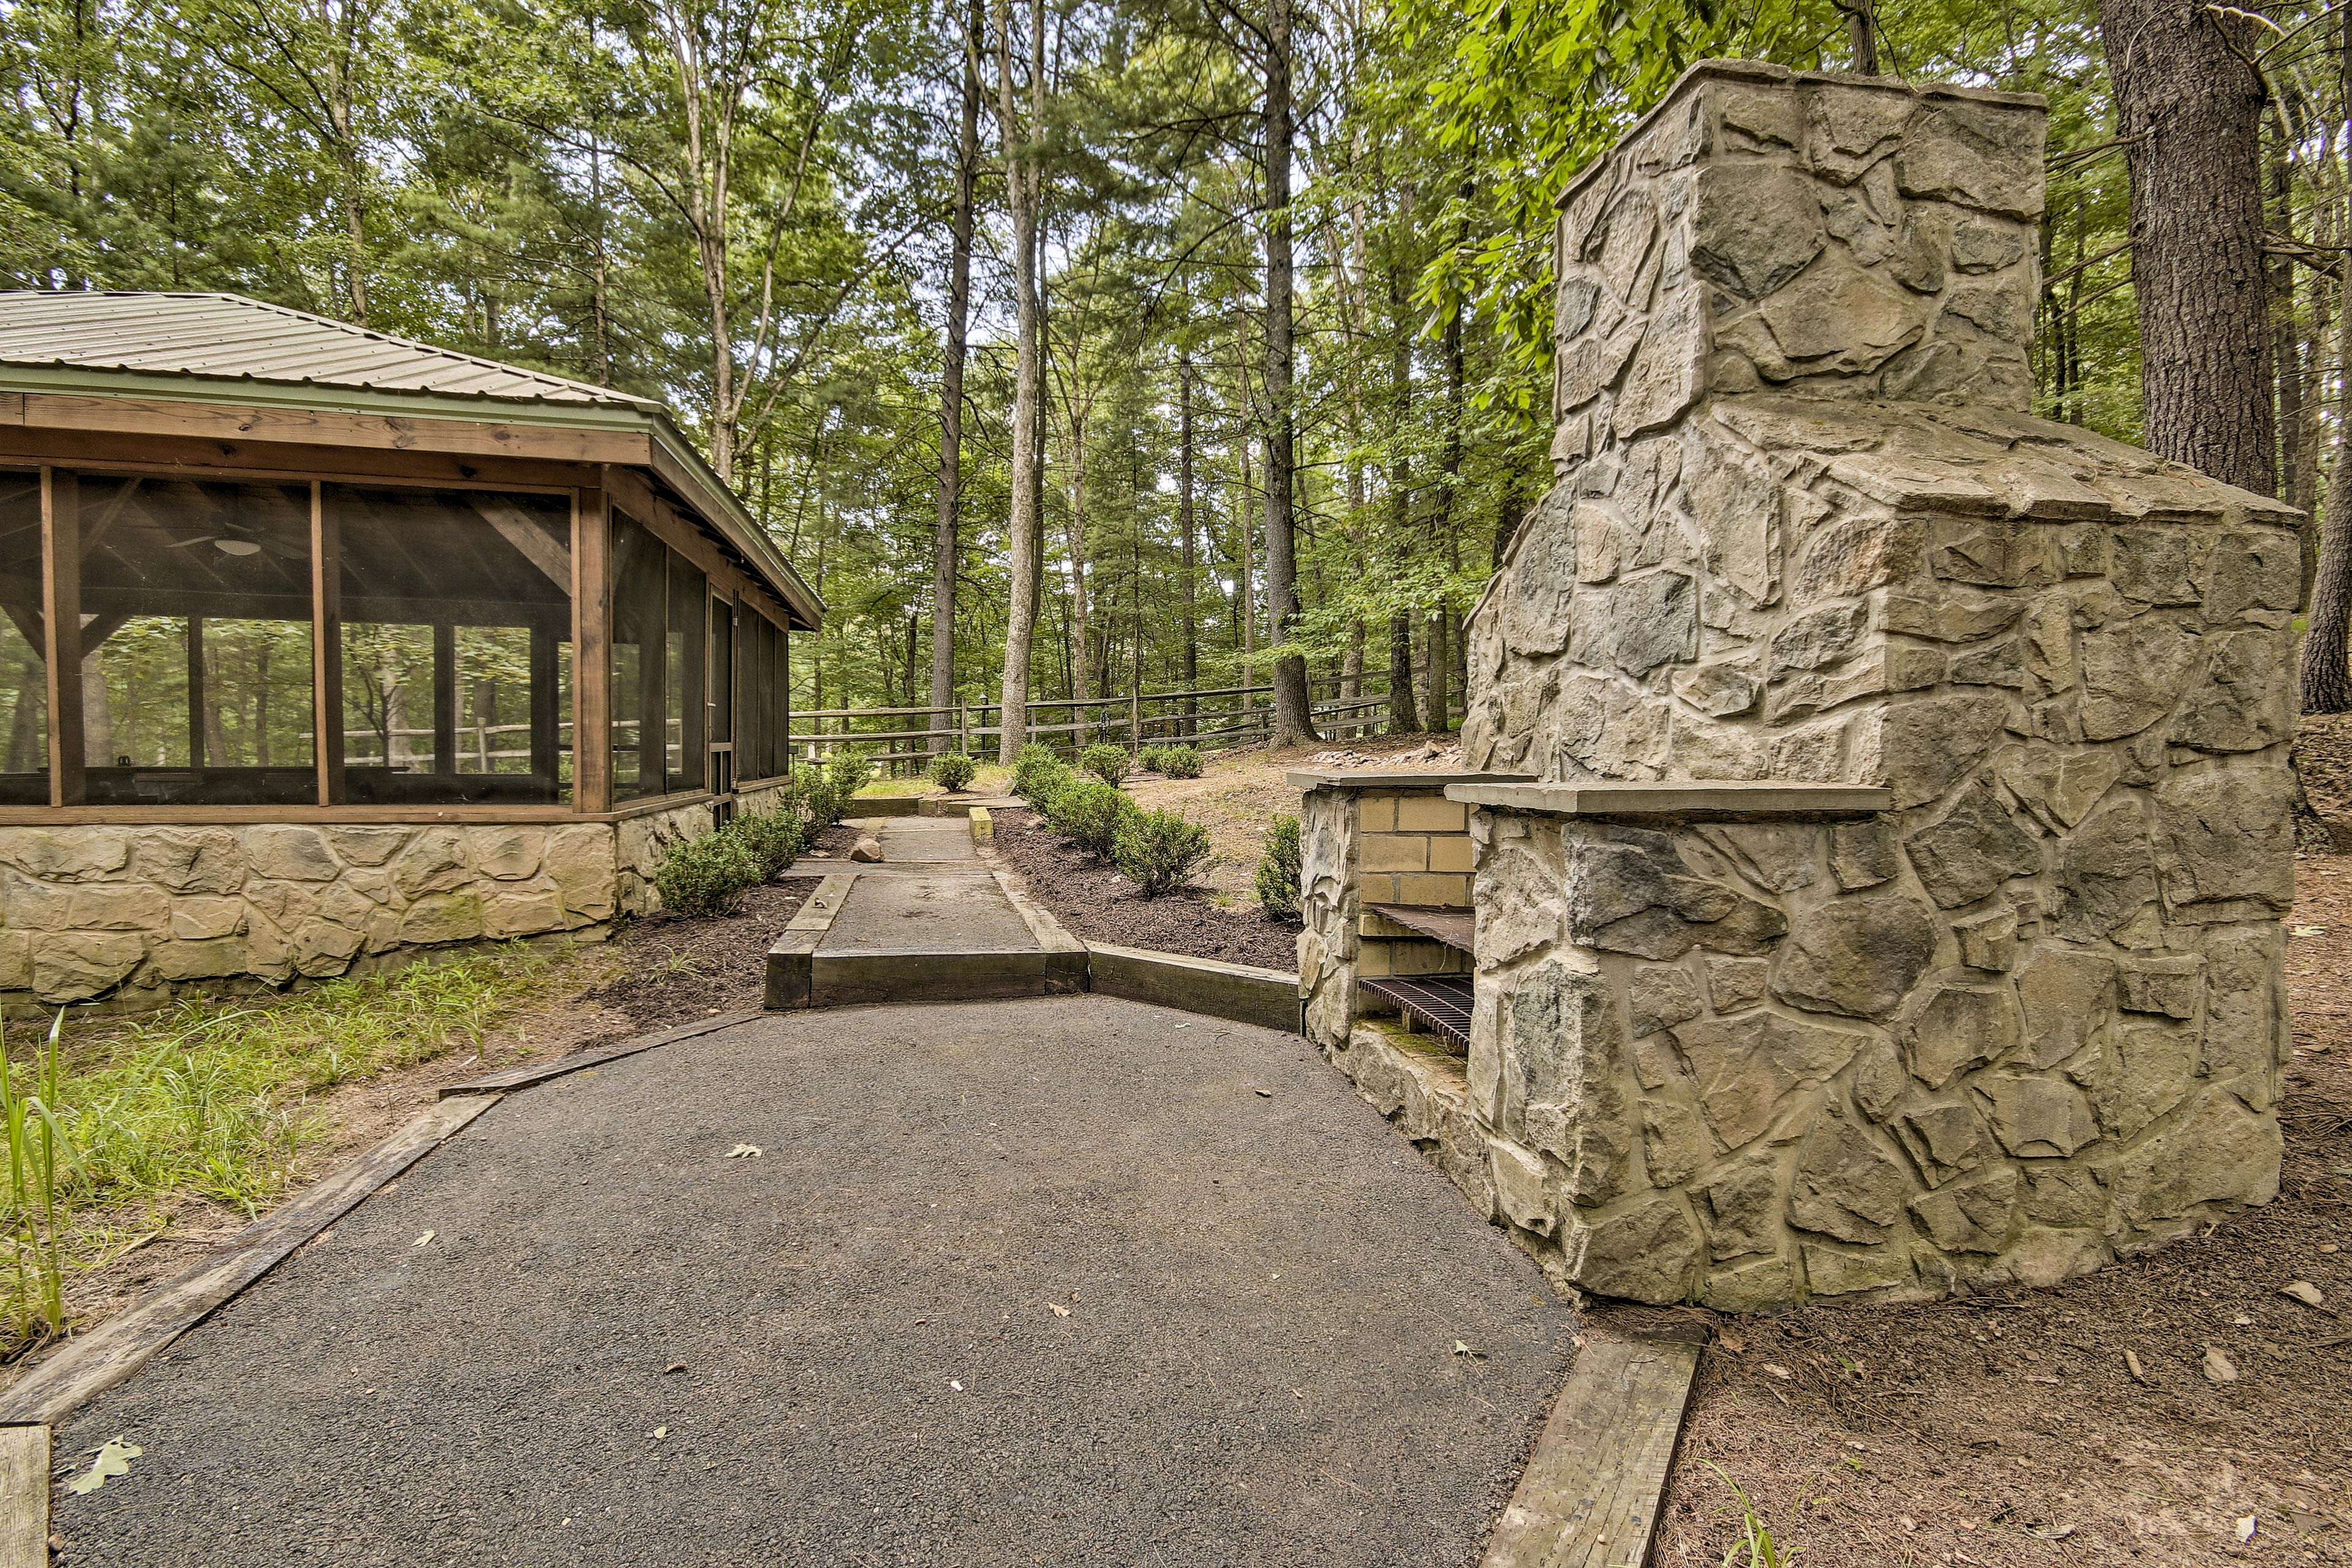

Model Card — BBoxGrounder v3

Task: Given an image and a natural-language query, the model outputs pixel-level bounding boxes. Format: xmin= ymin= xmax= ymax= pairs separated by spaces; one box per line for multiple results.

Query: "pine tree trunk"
xmin=1388 ymin=612 xmax=1418 ymax=734
xmin=929 ymin=10 xmax=980 ymax=753
xmin=2302 ymin=249 xmax=2352 ymax=710
xmin=1179 ymin=354 xmax=1197 ymax=737
xmin=2098 ymin=0 xmax=2275 ymax=495
xmin=992 ymin=0 xmax=1045 ymax=761
xmin=1260 ymin=0 xmax=1313 ymax=747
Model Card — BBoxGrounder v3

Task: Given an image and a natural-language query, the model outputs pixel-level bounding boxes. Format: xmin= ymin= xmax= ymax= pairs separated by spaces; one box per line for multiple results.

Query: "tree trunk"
xmin=2098 ymin=0 xmax=2275 ymax=495
xmin=1062 ymin=406 xmax=1091 ymax=710
xmin=1179 ymin=353 xmax=1197 ymax=737
xmin=1421 ymin=611 xmax=1447 ymax=733
xmin=1260 ymin=0 xmax=1314 ymax=746
xmin=929 ymin=4 xmax=980 ymax=754
xmin=992 ymin=0 xmax=1046 ymax=761
xmin=1239 ymin=433 xmax=1257 ymax=687
xmin=2301 ymin=267 xmax=2352 ymax=710
xmin=1389 ymin=612 xmax=1418 ymax=733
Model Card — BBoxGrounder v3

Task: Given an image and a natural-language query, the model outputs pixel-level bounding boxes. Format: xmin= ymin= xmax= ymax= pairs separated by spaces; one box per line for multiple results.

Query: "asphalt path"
xmin=53 ymin=995 xmax=1577 ymax=1567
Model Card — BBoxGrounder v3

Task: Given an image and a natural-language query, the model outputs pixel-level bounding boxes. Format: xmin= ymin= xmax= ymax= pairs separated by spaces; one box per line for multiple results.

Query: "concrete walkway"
xmin=51 ymin=998 xmax=1577 ymax=1567
xmin=818 ymin=816 xmax=1038 ymax=957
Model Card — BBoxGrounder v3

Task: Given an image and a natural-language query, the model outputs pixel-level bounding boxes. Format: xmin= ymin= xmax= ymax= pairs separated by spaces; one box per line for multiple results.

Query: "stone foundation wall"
xmin=0 ymin=790 xmax=753 ymax=1008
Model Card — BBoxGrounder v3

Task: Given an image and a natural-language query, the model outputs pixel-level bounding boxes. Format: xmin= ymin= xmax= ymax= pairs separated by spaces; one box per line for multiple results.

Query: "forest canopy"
xmin=4 ymin=0 xmax=2343 ymax=742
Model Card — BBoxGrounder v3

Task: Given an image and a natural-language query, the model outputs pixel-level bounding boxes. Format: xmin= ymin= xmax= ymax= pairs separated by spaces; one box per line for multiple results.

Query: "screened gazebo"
xmin=0 ymin=292 xmax=820 ymax=1006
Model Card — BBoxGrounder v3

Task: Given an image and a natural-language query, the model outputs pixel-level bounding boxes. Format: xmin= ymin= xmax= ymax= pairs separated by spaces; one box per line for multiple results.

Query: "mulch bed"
xmin=1651 ymin=857 xmax=2352 ymax=1566
xmin=581 ymin=876 xmax=820 ymax=1026
xmin=991 ymin=807 xmax=1302 ymax=971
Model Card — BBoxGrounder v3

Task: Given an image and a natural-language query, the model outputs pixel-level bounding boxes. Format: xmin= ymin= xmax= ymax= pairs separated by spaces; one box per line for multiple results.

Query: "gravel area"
xmin=51 ymin=995 xmax=1576 ymax=1567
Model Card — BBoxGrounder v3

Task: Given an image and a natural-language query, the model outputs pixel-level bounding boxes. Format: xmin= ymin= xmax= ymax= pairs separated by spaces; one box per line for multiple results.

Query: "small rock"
xmin=2202 ymin=1346 xmax=2239 ymax=1384
xmin=849 ymin=835 xmax=884 ymax=864
xmin=2236 ymin=1516 xmax=2258 ymax=1543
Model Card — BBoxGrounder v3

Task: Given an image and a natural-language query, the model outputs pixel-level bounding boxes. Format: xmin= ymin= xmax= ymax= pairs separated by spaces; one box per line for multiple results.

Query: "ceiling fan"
xmin=162 ymin=514 xmax=305 ymax=561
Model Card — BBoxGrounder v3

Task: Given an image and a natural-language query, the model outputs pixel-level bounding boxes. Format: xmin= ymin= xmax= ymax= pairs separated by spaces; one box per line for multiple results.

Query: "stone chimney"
xmin=1550 ymin=59 xmax=2045 ymax=450
xmin=1290 ymin=61 xmax=2312 ymax=1313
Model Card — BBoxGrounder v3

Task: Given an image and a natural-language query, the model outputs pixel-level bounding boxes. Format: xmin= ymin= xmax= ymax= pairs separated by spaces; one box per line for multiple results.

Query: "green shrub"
xmin=655 ymin=830 xmax=761 ymax=917
xmin=789 ymin=762 xmax=842 ymax=828
xmin=1150 ymin=743 xmax=1202 ymax=779
xmin=1014 ymin=743 xmax=1069 ymax=807
xmin=929 ymin=751 xmax=978 ymax=792
xmin=826 ymin=748 xmax=875 ymax=810
xmin=1048 ymin=777 xmax=1136 ymax=859
xmin=1114 ymin=809 xmax=1213 ymax=897
xmin=1256 ymin=813 xmax=1303 ymax=922
xmin=1080 ymin=742 xmax=1131 ymax=787
xmin=725 ymin=807 xmax=806 ymax=880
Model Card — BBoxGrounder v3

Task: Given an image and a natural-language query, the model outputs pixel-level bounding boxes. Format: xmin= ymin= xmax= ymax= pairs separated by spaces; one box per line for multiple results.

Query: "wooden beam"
xmin=0 ymin=424 xmax=601 ymax=492
xmin=0 ymin=1424 xmax=48 ymax=1568
xmin=187 ymin=615 xmax=207 ymax=767
xmin=432 ymin=621 xmax=457 ymax=777
xmin=19 ymin=394 xmax=652 ymax=467
xmin=312 ymin=481 xmax=343 ymax=805
xmin=573 ymin=486 xmax=611 ymax=813
xmin=41 ymin=468 xmax=82 ymax=806
xmin=529 ymin=622 xmax=559 ymax=783
xmin=469 ymin=495 xmax=573 ymax=591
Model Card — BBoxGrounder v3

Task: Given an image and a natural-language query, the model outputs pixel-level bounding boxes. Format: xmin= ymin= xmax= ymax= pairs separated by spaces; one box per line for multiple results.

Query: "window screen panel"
xmin=0 ymin=470 xmax=44 ymax=804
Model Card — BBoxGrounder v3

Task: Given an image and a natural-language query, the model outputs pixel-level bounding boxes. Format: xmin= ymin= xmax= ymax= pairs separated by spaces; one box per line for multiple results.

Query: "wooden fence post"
xmin=1129 ymin=690 xmax=1142 ymax=752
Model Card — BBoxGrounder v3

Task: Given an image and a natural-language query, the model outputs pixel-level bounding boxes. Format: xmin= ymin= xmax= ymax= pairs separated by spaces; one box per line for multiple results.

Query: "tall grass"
xmin=0 ymin=944 xmax=574 ymax=1356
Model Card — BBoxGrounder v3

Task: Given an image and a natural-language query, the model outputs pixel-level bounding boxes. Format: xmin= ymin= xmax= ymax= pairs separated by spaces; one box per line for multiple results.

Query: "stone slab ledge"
xmin=1287 ymin=770 xmax=1532 ymax=793
xmin=1446 ymin=780 xmax=1890 ymax=820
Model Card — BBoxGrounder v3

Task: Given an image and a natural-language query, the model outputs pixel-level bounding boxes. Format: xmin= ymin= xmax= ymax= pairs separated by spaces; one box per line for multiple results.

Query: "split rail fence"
xmin=790 ymin=673 xmax=1466 ymax=774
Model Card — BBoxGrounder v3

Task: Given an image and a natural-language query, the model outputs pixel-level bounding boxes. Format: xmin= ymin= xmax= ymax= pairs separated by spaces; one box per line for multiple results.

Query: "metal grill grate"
xmin=1360 ymin=975 xmax=1475 ymax=1049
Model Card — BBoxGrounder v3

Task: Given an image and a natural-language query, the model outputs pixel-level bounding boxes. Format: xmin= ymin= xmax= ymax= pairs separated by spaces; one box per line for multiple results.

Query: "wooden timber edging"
xmin=0 ymin=1094 xmax=503 ymax=1429
xmin=1479 ymin=1327 xmax=1706 ymax=1568
xmin=1085 ymin=944 xmax=1302 ymax=1034
xmin=0 ymin=1425 xmax=44 ymax=1568
xmin=436 ymin=1008 xmax=771 ymax=1099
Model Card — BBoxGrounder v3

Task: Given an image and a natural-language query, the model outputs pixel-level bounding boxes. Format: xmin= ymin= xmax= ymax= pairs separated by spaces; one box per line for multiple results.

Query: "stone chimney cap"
xmin=1554 ymin=58 xmax=2049 ymax=214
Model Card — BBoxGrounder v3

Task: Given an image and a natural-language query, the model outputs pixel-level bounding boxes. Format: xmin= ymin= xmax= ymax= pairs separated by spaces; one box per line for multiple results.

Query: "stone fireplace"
xmin=1300 ymin=60 xmax=2299 ymax=1310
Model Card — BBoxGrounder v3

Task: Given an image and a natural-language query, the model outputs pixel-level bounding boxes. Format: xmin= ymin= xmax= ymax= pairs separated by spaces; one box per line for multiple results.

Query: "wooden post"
xmin=186 ymin=614 xmax=206 ymax=767
xmin=960 ymin=704 xmax=971 ymax=756
xmin=574 ymin=484 xmax=611 ymax=812
xmin=431 ymin=622 xmax=457 ymax=778
xmin=1129 ymin=689 xmax=1141 ymax=753
xmin=529 ymin=622 xmax=559 ymax=785
xmin=41 ymin=468 xmax=83 ymax=807
xmin=312 ymin=482 xmax=344 ymax=805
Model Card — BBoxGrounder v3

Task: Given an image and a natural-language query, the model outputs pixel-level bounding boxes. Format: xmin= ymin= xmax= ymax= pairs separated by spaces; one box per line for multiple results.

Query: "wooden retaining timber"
xmin=437 ymin=1009 xmax=769 ymax=1099
xmin=0 ymin=1426 xmax=45 ymax=1568
xmin=0 ymin=1095 xmax=503 ymax=1428
xmin=1479 ymin=1328 xmax=1706 ymax=1568
xmin=1086 ymin=944 xmax=1301 ymax=1033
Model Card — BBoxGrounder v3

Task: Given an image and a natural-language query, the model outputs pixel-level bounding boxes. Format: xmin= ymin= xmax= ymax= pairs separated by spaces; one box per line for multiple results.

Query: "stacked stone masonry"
xmin=0 ymin=785 xmax=785 ymax=1009
xmin=1305 ymin=61 xmax=2297 ymax=1311
xmin=1298 ymin=781 xmax=1484 ymax=1047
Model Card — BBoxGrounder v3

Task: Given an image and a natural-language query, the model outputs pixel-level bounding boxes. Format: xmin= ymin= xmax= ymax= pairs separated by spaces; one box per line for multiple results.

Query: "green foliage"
xmin=1702 ymin=1463 xmax=1804 ymax=1567
xmin=826 ymin=749 xmax=875 ymax=810
xmin=0 ymin=1010 xmax=69 ymax=1351
xmin=1114 ymin=809 xmax=1212 ymax=897
xmin=1046 ymin=776 xmax=1137 ymax=859
xmin=723 ymin=807 xmax=806 ymax=881
xmin=654 ymin=830 xmax=761 ymax=917
xmin=929 ymin=751 xmax=978 ymax=791
xmin=1015 ymin=748 xmax=1072 ymax=813
xmin=1142 ymin=744 xmax=1202 ymax=779
xmin=1256 ymin=814 xmax=1303 ymax=922
xmin=787 ymin=763 xmax=843 ymax=831
xmin=1080 ymin=744 xmax=1131 ymax=788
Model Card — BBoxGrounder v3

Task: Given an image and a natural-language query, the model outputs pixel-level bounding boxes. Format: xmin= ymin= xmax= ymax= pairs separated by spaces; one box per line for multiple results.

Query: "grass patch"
xmin=0 ymin=943 xmax=581 ymax=1356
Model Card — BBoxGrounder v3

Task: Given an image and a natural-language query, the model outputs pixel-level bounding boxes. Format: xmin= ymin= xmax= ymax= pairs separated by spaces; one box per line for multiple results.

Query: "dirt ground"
xmin=1649 ymin=859 xmax=2352 ymax=1567
xmin=8 ymin=875 xmax=818 ymax=1382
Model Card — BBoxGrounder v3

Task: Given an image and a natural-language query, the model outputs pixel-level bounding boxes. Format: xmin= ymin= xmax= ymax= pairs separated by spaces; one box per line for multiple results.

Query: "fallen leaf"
xmin=1717 ymin=1329 xmax=1746 ymax=1353
xmin=2236 ymin=1516 xmax=2258 ymax=1543
xmin=66 ymin=1438 xmax=141 ymax=1496
xmin=1451 ymin=1340 xmax=1485 ymax=1360
xmin=1049 ymin=1303 xmax=1070 ymax=1317
xmin=949 ymin=1379 xmax=963 ymax=1392
xmin=2233 ymin=1312 xmax=2254 ymax=1327
xmin=663 ymin=1363 xmax=687 ymax=1375
xmin=1254 ymin=1088 xmax=1272 ymax=1098
xmin=2029 ymin=1523 xmax=2078 ymax=1542
xmin=2323 ymin=1243 xmax=2342 ymax=1254
xmin=2203 ymin=1346 xmax=2239 ymax=1384
xmin=412 ymin=1230 xmax=434 ymax=1247
xmin=2292 ymin=925 xmax=2328 ymax=937
xmin=1762 ymin=1363 xmax=1793 ymax=1381
xmin=2125 ymin=1349 xmax=2148 ymax=1384
xmin=2283 ymin=1280 xmax=2327 ymax=1306
xmin=727 ymin=1144 xmax=762 ymax=1159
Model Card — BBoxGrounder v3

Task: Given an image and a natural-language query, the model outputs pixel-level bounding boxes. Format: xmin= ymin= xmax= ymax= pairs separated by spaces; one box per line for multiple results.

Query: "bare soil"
xmin=1651 ymin=858 xmax=2352 ymax=1567
xmin=11 ymin=875 xmax=818 ymax=1378
xmin=990 ymin=806 xmax=1302 ymax=970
